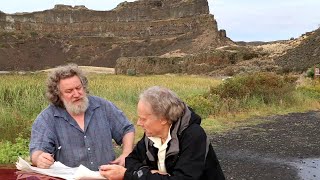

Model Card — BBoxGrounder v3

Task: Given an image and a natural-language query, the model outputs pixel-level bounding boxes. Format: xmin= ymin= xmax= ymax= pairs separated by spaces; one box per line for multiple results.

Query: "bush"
xmin=210 ymin=72 xmax=295 ymax=104
xmin=306 ymin=65 xmax=320 ymax=79
xmin=185 ymin=72 xmax=298 ymax=117
xmin=126 ymin=69 xmax=136 ymax=76
xmin=186 ymin=95 xmax=217 ymax=118
xmin=0 ymin=135 xmax=29 ymax=164
xmin=306 ymin=67 xmax=314 ymax=78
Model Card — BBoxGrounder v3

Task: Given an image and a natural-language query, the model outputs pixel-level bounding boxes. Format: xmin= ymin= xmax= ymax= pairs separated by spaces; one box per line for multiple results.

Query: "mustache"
xmin=63 ymin=96 xmax=89 ymax=115
xmin=73 ymin=97 xmax=84 ymax=102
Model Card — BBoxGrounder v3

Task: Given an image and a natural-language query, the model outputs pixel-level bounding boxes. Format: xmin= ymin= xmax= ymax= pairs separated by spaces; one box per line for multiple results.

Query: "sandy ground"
xmin=41 ymin=66 xmax=115 ymax=74
xmin=0 ymin=66 xmax=115 ymax=75
xmin=210 ymin=111 xmax=320 ymax=180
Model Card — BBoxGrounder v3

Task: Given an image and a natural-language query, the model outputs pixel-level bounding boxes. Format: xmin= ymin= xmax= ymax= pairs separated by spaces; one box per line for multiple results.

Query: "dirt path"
xmin=210 ymin=111 xmax=320 ymax=180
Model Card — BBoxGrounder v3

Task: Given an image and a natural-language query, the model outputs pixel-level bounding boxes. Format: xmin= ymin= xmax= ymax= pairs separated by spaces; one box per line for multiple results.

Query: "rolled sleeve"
xmin=105 ymin=102 xmax=135 ymax=145
xmin=29 ymin=113 xmax=56 ymax=156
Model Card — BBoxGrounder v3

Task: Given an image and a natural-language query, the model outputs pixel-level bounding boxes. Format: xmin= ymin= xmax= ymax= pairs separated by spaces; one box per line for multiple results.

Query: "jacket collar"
xmin=145 ymin=103 xmax=192 ymax=160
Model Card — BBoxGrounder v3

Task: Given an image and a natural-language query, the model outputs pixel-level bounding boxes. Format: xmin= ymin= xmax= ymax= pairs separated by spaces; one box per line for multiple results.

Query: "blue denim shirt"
xmin=29 ymin=95 xmax=135 ymax=170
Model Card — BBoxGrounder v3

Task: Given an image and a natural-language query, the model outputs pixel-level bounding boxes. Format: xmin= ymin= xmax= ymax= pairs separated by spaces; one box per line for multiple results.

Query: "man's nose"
xmin=136 ymin=119 xmax=142 ymax=127
xmin=73 ymin=89 xmax=81 ymax=97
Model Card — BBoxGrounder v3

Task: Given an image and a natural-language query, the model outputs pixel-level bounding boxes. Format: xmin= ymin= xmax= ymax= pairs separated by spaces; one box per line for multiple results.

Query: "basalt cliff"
xmin=1 ymin=0 xmax=318 ymax=75
xmin=0 ymin=0 xmax=232 ymax=71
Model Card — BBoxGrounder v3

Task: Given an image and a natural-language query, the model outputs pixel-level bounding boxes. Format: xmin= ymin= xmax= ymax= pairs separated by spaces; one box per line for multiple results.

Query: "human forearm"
xmin=110 ymin=131 xmax=135 ymax=166
xmin=121 ymin=131 xmax=135 ymax=155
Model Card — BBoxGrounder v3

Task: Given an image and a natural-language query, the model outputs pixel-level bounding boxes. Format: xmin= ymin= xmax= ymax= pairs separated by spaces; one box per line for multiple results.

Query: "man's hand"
xmin=151 ymin=170 xmax=170 ymax=176
xmin=32 ymin=151 xmax=54 ymax=169
xmin=109 ymin=131 xmax=134 ymax=166
xmin=99 ymin=164 xmax=126 ymax=180
xmin=108 ymin=153 xmax=127 ymax=166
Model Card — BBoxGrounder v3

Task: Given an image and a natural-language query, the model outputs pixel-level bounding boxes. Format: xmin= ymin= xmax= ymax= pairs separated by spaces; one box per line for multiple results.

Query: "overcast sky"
xmin=1 ymin=0 xmax=320 ymax=42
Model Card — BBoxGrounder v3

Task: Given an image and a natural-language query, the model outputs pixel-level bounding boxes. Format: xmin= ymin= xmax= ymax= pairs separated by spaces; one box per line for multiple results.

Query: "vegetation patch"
xmin=1 ymin=73 xmax=320 ymax=163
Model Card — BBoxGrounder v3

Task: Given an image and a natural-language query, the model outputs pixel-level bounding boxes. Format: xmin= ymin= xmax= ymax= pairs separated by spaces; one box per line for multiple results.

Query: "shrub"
xmin=210 ymin=72 xmax=296 ymax=104
xmin=185 ymin=72 xmax=299 ymax=117
xmin=186 ymin=95 xmax=216 ymax=118
xmin=306 ymin=67 xmax=314 ymax=78
xmin=126 ymin=69 xmax=136 ymax=76
xmin=0 ymin=135 xmax=29 ymax=164
xmin=306 ymin=65 xmax=320 ymax=79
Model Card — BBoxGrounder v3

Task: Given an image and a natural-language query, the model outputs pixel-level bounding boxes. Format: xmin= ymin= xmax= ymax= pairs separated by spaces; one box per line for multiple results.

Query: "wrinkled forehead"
xmin=58 ymin=76 xmax=82 ymax=90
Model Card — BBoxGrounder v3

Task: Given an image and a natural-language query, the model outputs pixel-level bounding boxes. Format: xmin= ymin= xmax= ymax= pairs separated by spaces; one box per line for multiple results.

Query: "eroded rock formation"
xmin=0 ymin=0 xmax=232 ymax=71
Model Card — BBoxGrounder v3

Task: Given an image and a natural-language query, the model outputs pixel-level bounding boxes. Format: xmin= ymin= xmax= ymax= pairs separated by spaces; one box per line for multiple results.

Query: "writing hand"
xmin=51 ymin=146 xmax=61 ymax=157
xmin=36 ymin=152 xmax=54 ymax=169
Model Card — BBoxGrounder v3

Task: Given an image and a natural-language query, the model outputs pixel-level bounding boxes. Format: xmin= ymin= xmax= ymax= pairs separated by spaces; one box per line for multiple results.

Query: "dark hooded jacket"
xmin=124 ymin=106 xmax=225 ymax=180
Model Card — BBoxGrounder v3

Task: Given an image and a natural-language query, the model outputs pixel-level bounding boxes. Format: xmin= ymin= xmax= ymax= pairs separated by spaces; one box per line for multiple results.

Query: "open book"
xmin=16 ymin=157 xmax=106 ymax=180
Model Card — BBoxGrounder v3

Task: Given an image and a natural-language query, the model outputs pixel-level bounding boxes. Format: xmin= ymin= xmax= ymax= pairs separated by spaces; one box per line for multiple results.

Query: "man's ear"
xmin=160 ymin=118 xmax=169 ymax=125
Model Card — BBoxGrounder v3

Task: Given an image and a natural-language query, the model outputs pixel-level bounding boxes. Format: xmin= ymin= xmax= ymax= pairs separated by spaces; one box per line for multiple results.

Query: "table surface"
xmin=0 ymin=167 xmax=63 ymax=180
xmin=0 ymin=168 xmax=17 ymax=180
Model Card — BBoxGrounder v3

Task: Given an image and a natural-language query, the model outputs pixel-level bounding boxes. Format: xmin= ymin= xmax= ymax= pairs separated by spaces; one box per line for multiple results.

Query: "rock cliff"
xmin=0 ymin=0 xmax=232 ymax=71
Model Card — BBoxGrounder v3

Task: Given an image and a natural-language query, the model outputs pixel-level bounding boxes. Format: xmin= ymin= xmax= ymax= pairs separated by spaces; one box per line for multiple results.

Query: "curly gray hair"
xmin=46 ymin=64 xmax=89 ymax=107
xmin=139 ymin=86 xmax=185 ymax=123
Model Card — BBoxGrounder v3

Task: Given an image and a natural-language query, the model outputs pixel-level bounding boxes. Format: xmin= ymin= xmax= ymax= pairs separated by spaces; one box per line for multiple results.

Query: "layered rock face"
xmin=0 ymin=0 xmax=232 ymax=71
xmin=1 ymin=0 xmax=211 ymax=37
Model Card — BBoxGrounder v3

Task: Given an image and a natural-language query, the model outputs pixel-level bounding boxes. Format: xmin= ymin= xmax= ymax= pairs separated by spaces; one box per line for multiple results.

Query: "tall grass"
xmin=0 ymin=74 xmax=47 ymax=142
xmin=0 ymin=73 xmax=219 ymax=163
xmin=1 ymin=72 xmax=320 ymax=163
xmin=88 ymin=75 xmax=218 ymax=120
xmin=0 ymin=73 xmax=219 ymax=142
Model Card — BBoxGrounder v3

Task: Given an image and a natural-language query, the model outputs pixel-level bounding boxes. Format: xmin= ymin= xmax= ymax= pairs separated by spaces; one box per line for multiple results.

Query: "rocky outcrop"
xmin=115 ymin=47 xmax=263 ymax=75
xmin=0 ymin=0 xmax=232 ymax=71
xmin=275 ymin=29 xmax=320 ymax=72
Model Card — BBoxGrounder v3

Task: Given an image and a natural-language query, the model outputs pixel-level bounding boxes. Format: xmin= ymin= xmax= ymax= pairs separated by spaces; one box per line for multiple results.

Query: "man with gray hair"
xmin=29 ymin=64 xmax=135 ymax=171
xmin=100 ymin=86 xmax=224 ymax=180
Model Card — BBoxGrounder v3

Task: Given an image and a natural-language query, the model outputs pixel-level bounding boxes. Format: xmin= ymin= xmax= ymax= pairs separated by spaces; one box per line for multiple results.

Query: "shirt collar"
xmin=148 ymin=125 xmax=172 ymax=149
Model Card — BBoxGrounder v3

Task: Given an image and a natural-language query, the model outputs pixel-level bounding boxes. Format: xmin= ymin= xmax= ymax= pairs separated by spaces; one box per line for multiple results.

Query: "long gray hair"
xmin=139 ymin=86 xmax=185 ymax=123
xmin=46 ymin=64 xmax=89 ymax=108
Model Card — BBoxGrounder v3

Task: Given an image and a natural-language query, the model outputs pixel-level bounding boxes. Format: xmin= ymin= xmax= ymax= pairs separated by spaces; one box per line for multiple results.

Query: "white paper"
xmin=16 ymin=157 xmax=106 ymax=180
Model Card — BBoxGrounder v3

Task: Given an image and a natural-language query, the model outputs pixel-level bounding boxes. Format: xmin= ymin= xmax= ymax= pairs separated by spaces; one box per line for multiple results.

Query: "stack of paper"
xmin=16 ymin=157 xmax=106 ymax=180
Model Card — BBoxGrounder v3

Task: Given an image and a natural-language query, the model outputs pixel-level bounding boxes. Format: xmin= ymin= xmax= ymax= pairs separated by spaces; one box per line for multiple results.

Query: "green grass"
xmin=0 ymin=74 xmax=47 ymax=141
xmin=1 ymin=72 xmax=320 ymax=164
xmin=88 ymin=74 xmax=220 ymax=139
xmin=0 ymin=73 xmax=219 ymax=142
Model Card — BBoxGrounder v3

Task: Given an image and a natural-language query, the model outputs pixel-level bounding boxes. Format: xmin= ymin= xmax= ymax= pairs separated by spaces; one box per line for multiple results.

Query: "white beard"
xmin=63 ymin=96 xmax=89 ymax=115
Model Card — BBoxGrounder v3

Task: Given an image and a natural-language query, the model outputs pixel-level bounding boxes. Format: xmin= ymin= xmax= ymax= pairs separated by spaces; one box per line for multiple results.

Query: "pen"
xmin=51 ymin=146 xmax=61 ymax=157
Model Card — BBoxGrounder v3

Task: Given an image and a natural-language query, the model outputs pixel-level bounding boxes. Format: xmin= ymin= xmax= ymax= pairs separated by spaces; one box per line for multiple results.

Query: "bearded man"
xmin=29 ymin=64 xmax=135 ymax=170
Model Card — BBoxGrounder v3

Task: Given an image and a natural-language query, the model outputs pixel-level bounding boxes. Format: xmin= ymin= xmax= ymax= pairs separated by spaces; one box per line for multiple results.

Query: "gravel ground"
xmin=210 ymin=111 xmax=320 ymax=180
